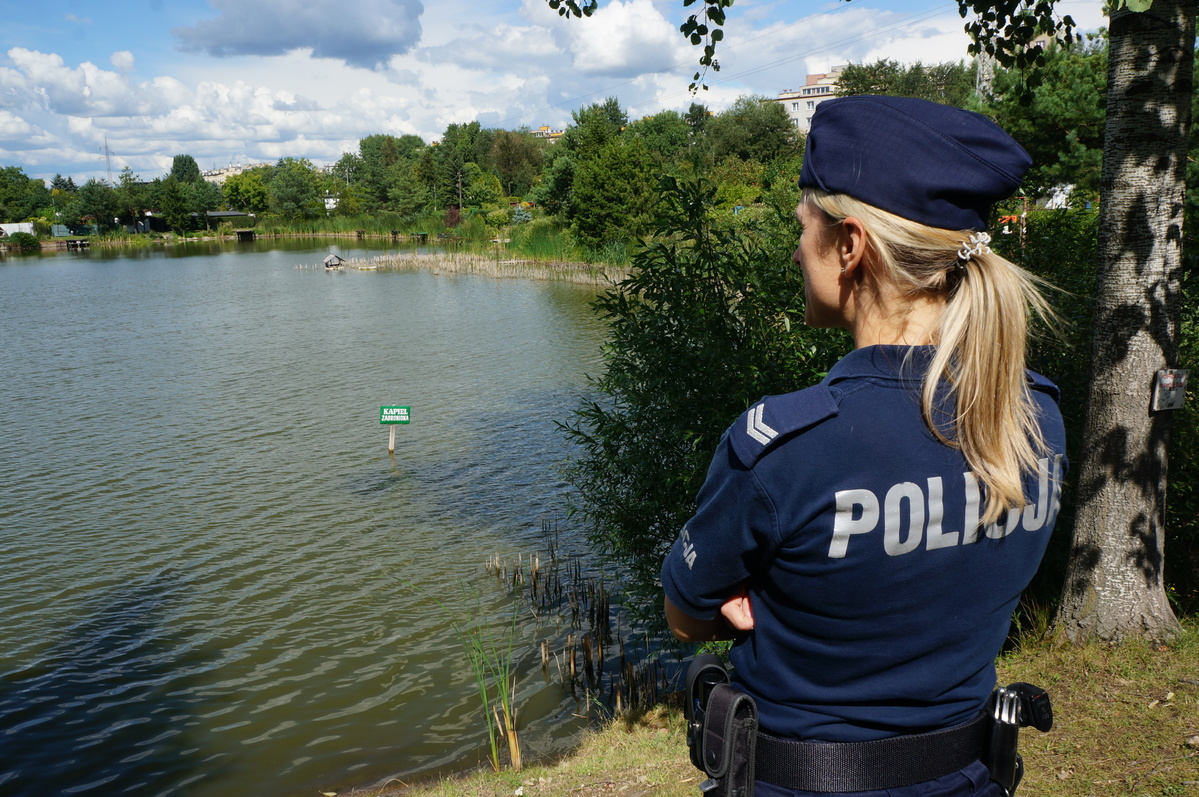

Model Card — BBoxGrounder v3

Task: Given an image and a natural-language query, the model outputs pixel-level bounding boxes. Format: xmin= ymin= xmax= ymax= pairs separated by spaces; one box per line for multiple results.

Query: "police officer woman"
xmin=660 ymin=96 xmax=1067 ymax=796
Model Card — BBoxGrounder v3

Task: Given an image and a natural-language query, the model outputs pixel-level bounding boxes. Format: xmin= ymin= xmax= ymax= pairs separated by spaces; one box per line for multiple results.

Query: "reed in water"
xmin=333 ymin=251 xmax=625 ymax=284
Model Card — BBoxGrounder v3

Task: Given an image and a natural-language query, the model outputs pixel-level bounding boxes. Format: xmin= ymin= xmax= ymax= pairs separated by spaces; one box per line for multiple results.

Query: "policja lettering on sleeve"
xmin=830 ymin=454 xmax=1064 ymax=558
xmin=680 ymin=524 xmax=698 ymax=570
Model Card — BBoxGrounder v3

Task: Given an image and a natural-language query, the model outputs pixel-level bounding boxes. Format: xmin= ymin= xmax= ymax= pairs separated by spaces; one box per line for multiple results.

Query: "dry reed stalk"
xmin=337 ymin=251 xmax=624 ymax=284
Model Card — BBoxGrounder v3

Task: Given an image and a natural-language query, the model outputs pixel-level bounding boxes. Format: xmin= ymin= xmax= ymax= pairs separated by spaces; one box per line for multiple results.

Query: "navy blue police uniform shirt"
xmin=661 ymin=345 xmax=1067 ymax=743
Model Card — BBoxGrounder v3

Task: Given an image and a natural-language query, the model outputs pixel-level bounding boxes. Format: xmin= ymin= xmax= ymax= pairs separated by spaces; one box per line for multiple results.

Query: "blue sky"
xmin=0 ymin=0 xmax=1107 ymax=183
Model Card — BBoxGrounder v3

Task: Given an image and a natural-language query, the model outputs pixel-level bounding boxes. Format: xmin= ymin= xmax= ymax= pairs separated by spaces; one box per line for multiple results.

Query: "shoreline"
xmin=24 ymin=232 xmax=629 ymax=284
xmin=319 ymin=250 xmax=627 ymax=285
xmin=327 ymin=623 xmax=1199 ymax=797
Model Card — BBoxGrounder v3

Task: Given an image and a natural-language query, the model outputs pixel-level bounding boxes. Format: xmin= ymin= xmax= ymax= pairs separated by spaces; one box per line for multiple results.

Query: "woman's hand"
xmin=720 ymin=590 xmax=755 ymax=632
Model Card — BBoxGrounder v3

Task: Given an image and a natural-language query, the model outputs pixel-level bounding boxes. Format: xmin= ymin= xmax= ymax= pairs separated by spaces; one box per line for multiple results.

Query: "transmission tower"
xmin=975 ymin=50 xmax=995 ymax=98
xmin=100 ymin=137 xmax=115 ymax=185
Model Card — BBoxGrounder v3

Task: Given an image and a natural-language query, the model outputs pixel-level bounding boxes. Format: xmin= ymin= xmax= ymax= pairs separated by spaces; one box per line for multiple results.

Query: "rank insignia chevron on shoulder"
xmin=728 ymin=384 xmax=841 ymax=466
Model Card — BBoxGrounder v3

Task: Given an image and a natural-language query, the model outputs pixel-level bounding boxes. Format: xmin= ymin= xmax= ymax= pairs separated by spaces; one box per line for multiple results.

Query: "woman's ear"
xmin=839 ymin=216 xmax=868 ymax=279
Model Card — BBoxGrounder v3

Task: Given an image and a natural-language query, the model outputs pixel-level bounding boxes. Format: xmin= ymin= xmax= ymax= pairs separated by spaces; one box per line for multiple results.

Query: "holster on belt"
xmin=699 ymin=683 xmax=758 ymax=797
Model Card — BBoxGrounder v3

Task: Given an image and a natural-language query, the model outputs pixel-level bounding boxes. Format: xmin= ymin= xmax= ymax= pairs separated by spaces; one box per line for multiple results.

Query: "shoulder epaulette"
xmin=1026 ymin=370 xmax=1061 ymax=403
xmin=728 ymin=384 xmax=840 ymax=467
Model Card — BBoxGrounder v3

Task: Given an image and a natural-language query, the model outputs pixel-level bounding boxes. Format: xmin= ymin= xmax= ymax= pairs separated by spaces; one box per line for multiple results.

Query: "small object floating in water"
xmin=323 ymin=253 xmax=346 ymax=270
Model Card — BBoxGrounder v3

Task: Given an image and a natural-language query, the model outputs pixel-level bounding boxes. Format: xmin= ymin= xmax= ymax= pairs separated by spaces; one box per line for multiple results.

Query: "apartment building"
xmin=776 ymin=65 xmax=847 ymax=132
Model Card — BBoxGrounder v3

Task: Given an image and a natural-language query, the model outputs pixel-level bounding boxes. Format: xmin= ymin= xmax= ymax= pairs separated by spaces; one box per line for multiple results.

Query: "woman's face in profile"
xmin=794 ymin=201 xmax=845 ymax=328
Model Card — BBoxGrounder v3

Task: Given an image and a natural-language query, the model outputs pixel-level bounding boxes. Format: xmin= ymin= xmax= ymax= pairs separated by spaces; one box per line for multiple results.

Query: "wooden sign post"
xmin=380 ymin=405 xmax=411 ymax=452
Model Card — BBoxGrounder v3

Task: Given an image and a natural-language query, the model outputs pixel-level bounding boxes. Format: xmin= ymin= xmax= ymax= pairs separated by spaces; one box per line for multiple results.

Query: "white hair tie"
xmin=957 ymin=231 xmax=992 ymax=264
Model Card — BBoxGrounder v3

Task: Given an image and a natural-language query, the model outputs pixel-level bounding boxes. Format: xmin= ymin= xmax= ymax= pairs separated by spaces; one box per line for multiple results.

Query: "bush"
xmin=6 ymin=231 xmax=40 ymax=252
xmin=484 ymin=208 xmax=510 ymax=229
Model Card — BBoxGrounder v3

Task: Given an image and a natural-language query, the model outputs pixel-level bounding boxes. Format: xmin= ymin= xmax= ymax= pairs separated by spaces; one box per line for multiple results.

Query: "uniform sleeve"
xmin=660 ymin=434 xmax=781 ymax=620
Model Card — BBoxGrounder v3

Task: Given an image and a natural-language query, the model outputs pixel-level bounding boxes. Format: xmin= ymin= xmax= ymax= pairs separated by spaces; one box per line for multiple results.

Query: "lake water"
xmin=0 ymin=240 xmax=616 ymax=796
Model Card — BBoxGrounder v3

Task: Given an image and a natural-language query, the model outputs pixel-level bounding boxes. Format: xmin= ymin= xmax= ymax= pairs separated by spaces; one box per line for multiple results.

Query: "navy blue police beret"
xmin=798 ymin=95 xmax=1031 ymax=231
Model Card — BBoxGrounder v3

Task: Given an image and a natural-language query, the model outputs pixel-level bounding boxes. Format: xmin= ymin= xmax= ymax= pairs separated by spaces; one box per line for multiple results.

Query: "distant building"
xmin=0 ymin=222 xmax=35 ymax=237
xmin=532 ymin=125 xmax=564 ymax=143
xmin=776 ymin=65 xmax=847 ymax=132
xmin=202 ymin=163 xmax=266 ymax=185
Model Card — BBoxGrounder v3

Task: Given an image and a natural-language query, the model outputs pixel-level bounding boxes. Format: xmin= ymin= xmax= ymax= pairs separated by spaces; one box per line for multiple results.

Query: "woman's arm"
xmin=664 ymin=591 xmax=755 ymax=642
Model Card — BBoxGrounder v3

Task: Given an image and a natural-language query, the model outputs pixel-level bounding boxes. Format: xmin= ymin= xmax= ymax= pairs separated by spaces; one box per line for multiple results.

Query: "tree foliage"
xmin=358 ymin=133 xmax=426 ymax=211
xmin=837 ymin=59 xmax=975 ymax=106
xmin=50 ymin=174 xmax=77 ymax=193
xmin=489 ymin=129 xmax=545 ymax=197
xmin=153 ymin=177 xmax=190 ymax=233
xmin=985 ymin=35 xmax=1108 ymax=199
xmin=958 ymin=0 xmax=1077 ymax=78
xmin=269 ymin=157 xmax=322 ymax=220
xmin=569 ymin=138 xmax=658 ymax=249
xmin=113 ymin=167 xmax=150 ymax=225
xmin=705 ymin=95 xmax=799 ymax=164
xmin=0 ymin=166 xmax=51 ymax=223
xmin=78 ymin=178 xmax=118 ymax=228
xmin=223 ymin=170 xmax=270 ymax=214
xmin=169 ymin=154 xmax=202 ymax=184
xmin=626 ymin=110 xmax=692 ymax=163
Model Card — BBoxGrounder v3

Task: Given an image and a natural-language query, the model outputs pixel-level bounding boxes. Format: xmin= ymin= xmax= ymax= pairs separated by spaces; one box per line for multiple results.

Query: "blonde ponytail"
xmin=803 ymin=188 xmax=1056 ymax=524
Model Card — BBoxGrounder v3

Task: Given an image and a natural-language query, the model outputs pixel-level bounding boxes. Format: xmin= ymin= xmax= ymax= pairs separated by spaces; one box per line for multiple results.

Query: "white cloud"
xmin=1 ymin=48 xmax=188 ymax=118
xmin=173 ymin=0 xmax=426 ymax=70
xmin=421 ymin=22 xmax=563 ymax=71
xmin=557 ymin=0 xmax=689 ymax=77
xmin=693 ymin=4 xmax=971 ymax=95
xmin=111 ymin=51 xmax=135 ymax=73
xmin=0 ymin=109 xmax=36 ymax=137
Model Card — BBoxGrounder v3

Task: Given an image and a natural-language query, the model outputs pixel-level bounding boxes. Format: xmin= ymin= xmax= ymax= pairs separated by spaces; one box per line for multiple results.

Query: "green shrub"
xmin=6 ymin=231 xmax=40 ymax=252
xmin=484 ymin=208 xmax=510 ymax=229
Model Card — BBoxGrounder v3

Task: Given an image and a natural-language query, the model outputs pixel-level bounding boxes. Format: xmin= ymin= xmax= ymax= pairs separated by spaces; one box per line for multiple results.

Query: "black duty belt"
xmin=755 ymin=712 xmax=989 ymax=793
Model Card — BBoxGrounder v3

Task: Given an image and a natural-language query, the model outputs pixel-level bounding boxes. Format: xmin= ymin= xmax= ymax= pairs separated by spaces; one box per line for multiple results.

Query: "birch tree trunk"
xmin=1055 ymin=0 xmax=1195 ymax=643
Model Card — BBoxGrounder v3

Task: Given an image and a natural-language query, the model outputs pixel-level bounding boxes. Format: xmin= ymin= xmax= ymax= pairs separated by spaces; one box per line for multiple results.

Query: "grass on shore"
xmin=342 ymin=620 xmax=1199 ymax=797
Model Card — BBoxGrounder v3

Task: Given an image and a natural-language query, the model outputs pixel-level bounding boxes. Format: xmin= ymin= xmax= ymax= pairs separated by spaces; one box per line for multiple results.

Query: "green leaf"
xmin=1125 ymin=0 xmax=1154 ymax=10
